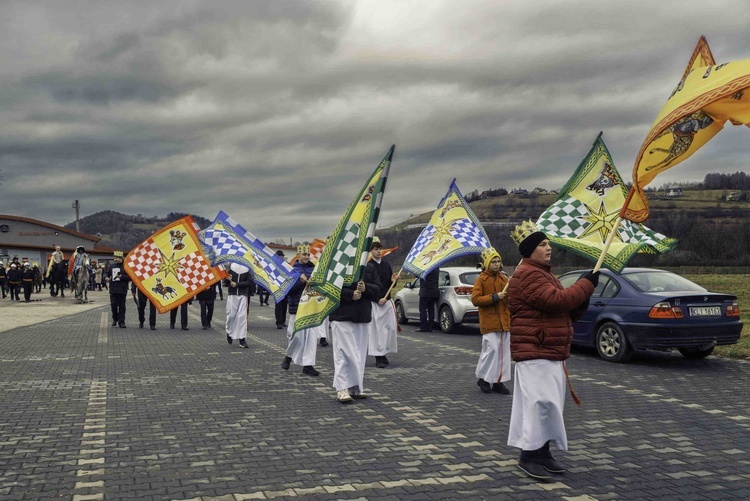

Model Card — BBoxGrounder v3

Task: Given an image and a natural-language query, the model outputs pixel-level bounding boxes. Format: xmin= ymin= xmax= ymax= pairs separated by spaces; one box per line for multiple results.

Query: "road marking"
xmin=75 ymin=380 xmax=107 ymax=501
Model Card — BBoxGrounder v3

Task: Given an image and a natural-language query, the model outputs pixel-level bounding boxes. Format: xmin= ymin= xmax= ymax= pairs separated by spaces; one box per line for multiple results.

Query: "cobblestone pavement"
xmin=1 ymin=291 xmax=750 ymax=500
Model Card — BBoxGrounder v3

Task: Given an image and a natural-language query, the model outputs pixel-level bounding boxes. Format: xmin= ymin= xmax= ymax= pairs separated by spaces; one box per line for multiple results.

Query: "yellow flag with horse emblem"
xmin=124 ymin=216 xmax=226 ymax=314
xmin=624 ymin=36 xmax=750 ymax=222
xmin=402 ymin=179 xmax=491 ymax=278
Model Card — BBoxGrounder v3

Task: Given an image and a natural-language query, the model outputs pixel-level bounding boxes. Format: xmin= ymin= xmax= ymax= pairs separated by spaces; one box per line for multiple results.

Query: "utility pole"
xmin=72 ymin=200 xmax=80 ymax=232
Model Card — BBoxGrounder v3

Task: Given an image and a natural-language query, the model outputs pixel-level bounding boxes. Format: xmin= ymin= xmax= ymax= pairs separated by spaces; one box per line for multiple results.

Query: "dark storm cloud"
xmin=2 ymin=0 xmax=749 ymax=243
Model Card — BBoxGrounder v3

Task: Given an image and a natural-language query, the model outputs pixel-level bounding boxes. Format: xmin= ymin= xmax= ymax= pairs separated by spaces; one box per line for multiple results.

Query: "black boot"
xmin=518 ymin=449 xmax=552 ymax=480
xmin=281 ymin=356 xmax=292 ymax=370
xmin=537 ymin=441 xmax=564 ymax=473
xmin=319 ymin=338 xmax=329 ymax=347
xmin=375 ymin=356 xmax=386 ymax=369
xmin=477 ymin=379 xmax=492 ymax=393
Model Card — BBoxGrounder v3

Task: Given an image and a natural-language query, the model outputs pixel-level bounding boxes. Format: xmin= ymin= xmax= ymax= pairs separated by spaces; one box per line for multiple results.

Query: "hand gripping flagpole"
xmin=380 ymin=267 xmax=402 ymax=301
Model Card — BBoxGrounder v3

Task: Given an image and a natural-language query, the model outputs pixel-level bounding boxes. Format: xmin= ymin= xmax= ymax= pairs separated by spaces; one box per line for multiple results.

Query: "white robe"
xmin=475 ymin=331 xmax=511 ymax=383
xmin=367 ymin=300 xmax=398 ymax=356
xmin=285 ymin=314 xmax=322 ymax=366
xmin=507 ymin=359 xmax=568 ymax=451
xmin=225 ymin=295 xmax=248 ymax=340
xmin=331 ymin=321 xmax=369 ymax=391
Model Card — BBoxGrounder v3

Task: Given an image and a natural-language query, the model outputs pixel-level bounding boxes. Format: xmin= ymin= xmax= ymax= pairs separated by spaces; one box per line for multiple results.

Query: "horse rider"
xmin=69 ymin=246 xmax=89 ymax=279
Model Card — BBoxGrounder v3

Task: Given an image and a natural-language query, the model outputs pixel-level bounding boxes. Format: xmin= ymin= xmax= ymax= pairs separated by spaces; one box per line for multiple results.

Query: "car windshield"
xmin=622 ymin=271 xmax=706 ymax=293
xmin=459 ymin=272 xmax=480 ymax=285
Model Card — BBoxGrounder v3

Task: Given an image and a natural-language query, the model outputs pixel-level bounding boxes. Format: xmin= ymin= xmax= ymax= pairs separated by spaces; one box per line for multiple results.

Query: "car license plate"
xmin=689 ymin=306 xmax=721 ymax=317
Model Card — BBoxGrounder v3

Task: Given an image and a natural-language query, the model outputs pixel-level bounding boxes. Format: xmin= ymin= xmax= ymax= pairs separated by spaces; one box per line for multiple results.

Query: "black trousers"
xmin=22 ymin=281 xmax=33 ymax=301
xmin=419 ymin=296 xmax=437 ymax=331
xmin=8 ymin=283 xmax=20 ymax=300
xmin=199 ymin=299 xmax=215 ymax=327
xmin=275 ymin=297 xmax=288 ymax=326
xmin=137 ymin=295 xmax=157 ymax=328
xmin=258 ymin=288 xmax=270 ymax=305
xmin=110 ymin=294 xmax=127 ymax=324
xmin=170 ymin=303 xmax=189 ymax=328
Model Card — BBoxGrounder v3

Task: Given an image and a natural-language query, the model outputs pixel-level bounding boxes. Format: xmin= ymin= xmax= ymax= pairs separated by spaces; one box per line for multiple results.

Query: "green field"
xmin=684 ymin=274 xmax=750 ymax=360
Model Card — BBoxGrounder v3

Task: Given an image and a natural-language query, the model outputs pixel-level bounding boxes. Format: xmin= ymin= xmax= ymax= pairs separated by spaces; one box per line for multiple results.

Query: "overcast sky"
xmin=2 ymin=0 xmax=750 ymax=243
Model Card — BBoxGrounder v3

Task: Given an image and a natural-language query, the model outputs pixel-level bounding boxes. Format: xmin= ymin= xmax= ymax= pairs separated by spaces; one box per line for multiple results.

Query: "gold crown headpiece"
xmin=510 ymin=220 xmax=541 ymax=245
xmin=297 ymin=243 xmax=310 ymax=255
xmin=113 ymin=250 xmax=124 ymax=258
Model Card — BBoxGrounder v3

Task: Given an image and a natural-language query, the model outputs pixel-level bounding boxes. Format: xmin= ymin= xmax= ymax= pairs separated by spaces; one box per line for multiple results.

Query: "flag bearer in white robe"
xmin=366 ymin=237 xmax=399 ymax=368
xmin=329 ymin=262 xmax=382 ymax=403
xmin=281 ymin=244 xmax=323 ymax=376
xmin=225 ymin=263 xmax=254 ymax=349
xmin=507 ymin=221 xmax=598 ymax=480
xmin=471 ymin=247 xmax=511 ymax=394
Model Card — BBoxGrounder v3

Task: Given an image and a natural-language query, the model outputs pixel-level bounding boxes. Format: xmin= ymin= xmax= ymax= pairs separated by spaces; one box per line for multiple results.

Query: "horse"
xmin=49 ymin=260 xmax=68 ymax=298
xmin=71 ymin=258 xmax=90 ymax=303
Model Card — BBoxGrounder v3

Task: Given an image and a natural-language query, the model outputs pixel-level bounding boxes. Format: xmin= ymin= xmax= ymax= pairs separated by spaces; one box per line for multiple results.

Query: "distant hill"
xmin=65 ymin=211 xmax=211 ymax=250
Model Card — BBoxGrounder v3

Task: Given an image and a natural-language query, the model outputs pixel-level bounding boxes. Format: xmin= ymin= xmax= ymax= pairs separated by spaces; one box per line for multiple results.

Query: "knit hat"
xmin=480 ymin=247 xmax=501 ymax=271
xmin=371 ymin=236 xmax=382 ymax=250
xmin=511 ymin=220 xmax=548 ymax=258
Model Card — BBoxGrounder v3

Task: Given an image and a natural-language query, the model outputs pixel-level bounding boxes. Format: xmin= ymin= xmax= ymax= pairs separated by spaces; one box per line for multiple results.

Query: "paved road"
xmin=1 ymin=293 xmax=750 ymax=500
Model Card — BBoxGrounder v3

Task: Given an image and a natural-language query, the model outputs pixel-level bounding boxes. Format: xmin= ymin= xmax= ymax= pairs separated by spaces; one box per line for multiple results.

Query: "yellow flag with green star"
xmin=536 ymin=133 xmax=677 ymax=272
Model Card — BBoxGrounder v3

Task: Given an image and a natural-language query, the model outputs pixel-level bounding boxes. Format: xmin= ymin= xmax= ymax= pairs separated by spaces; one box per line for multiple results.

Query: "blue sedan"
xmin=558 ymin=268 xmax=743 ymax=363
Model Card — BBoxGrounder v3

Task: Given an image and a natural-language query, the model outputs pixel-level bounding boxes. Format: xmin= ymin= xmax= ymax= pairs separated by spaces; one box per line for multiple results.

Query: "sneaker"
xmin=336 ymin=389 xmax=353 ymax=403
xmin=538 ymin=456 xmax=565 ymax=474
xmin=348 ymin=386 xmax=368 ymax=399
xmin=319 ymin=338 xmax=329 ymax=347
xmin=170 ymin=324 xmax=175 ymax=329
xmin=375 ymin=357 xmax=386 ymax=369
xmin=139 ymin=322 xmax=144 ymax=329
xmin=492 ymin=382 xmax=510 ymax=394
xmin=276 ymin=324 xmax=283 ymax=329
xmin=477 ymin=379 xmax=492 ymax=393
xmin=181 ymin=327 xmax=189 ymax=331
xmin=119 ymin=323 xmax=126 ymax=328
xmin=111 ymin=321 xmax=117 ymax=327
xmin=150 ymin=326 xmax=156 ymax=331
xmin=227 ymin=335 xmax=233 ymax=345
xmin=517 ymin=460 xmax=552 ymax=480
xmin=281 ymin=356 xmax=292 ymax=370
xmin=302 ymin=366 xmax=319 ymax=377
xmin=239 ymin=340 xmax=249 ymax=349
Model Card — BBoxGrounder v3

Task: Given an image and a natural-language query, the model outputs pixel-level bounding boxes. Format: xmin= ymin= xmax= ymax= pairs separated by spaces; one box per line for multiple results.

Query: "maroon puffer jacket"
xmin=508 ymin=259 xmax=594 ymax=362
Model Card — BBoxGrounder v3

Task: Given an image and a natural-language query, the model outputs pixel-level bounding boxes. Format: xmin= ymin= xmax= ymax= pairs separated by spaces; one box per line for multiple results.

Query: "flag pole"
xmin=502 ymin=259 xmax=523 ymax=293
xmin=380 ymin=267 xmax=402 ymax=301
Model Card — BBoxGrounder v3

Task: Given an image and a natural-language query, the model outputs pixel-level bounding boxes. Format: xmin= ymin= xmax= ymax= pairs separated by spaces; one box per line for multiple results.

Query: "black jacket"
xmin=107 ymin=261 xmax=130 ymax=295
xmin=369 ymin=258 xmax=395 ymax=300
xmin=196 ymin=283 xmax=218 ymax=301
xmin=225 ymin=269 xmax=255 ymax=297
xmin=419 ymin=268 xmax=440 ymax=298
xmin=329 ymin=263 xmax=382 ymax=323
xmin=288 ymin=260 xmax=315 ymax=315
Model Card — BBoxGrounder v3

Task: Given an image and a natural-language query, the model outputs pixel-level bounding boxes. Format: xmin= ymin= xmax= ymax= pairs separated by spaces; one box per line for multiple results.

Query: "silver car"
xmin=393 ymin=266 xmax=481 ymax=333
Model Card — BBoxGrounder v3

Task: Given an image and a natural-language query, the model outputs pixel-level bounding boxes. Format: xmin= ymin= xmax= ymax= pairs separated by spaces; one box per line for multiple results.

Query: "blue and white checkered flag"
xmin=403 ymin=179 xmax=491 ymax=277
xmin=199 ymin=211 xmax=299 ymax=302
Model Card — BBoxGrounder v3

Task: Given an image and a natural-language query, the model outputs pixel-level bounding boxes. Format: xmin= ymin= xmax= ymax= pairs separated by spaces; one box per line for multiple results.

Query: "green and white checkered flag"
xmin=294 ymin=146 xmax=394 ymax=333
xmin=536 ymin=133 xmax=677 ymax=272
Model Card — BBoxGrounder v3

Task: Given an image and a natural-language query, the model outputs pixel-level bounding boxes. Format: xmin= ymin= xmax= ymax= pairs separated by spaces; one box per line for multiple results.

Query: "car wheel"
xmin=439 ymin=306 xmax=455 ymax=333
xmin=678 ymin=346 xmax=715 ymax=359
xmin=595 ymin=322 xmax=633 ymax=363
xmin=394 ymin=300 xmax=408 ymax=325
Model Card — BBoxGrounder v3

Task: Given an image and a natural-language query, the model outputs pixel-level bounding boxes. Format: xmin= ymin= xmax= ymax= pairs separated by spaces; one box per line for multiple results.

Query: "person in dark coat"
xmin=196 ymin=282 xmax=218 ymax=330
xmin=329 ymin=261 xmax=382 ymax=403
xmin=7 ymin=263 xmax=22 ymax=301
xmin=416 ymin=267 xmax=440 ymax=332
xmin=0 ymin=263 xmax=7 ymax=298
xmin=106 ymin=251 xmax=131 ymax=328
xmin=21 ymin=262 xmax=35 ymax=302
